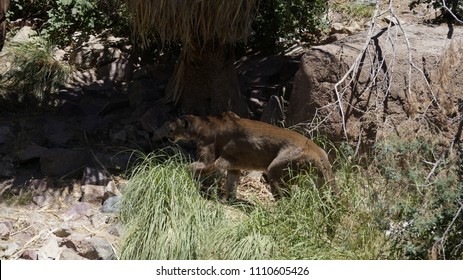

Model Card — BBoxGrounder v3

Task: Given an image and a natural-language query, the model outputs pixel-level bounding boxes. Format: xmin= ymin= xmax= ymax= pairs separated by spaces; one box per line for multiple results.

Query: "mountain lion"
xmin=169 ymin=111 xmax=339 ymax=200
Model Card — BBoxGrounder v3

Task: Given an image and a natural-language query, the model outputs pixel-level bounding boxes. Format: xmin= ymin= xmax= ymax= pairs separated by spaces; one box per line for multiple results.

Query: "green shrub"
xmin=250 ymin=0 xmax=329 ymax=53
xmin=8 ymin=0 xmax=130 ymax=46
xmin=373 ymin=135 xmax=462 ymax=259
xmin=410 ymin=0 xmax=463 ymax=22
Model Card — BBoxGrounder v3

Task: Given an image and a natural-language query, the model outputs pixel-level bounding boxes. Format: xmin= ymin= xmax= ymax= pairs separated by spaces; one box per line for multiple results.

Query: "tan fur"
xmin=169 ymin=111 xmax=339 ymax=200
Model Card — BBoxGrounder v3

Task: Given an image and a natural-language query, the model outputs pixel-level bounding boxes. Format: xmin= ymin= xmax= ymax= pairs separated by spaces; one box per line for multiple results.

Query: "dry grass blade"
xmin=125 ymin=0 xmax=257 ymax=51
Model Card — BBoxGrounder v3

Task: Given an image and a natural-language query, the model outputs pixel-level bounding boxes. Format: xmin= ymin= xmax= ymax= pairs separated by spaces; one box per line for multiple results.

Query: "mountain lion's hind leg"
xmin=225 ymin=170 xmax=240 ymax=201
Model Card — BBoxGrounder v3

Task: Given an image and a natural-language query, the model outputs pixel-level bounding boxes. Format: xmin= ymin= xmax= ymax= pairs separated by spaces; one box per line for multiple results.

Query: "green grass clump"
xmin=330 ymin=0 xmax=376 ymax=21
xmin=0 ymin=38 xmax=71 ymax=104
xmin=118 ymin=148 xmax=389 ymax=260
xmin=118 ymin=133 xmax=462 ymax=260
xmin=118 ymin=152 xmax=226 ymax=259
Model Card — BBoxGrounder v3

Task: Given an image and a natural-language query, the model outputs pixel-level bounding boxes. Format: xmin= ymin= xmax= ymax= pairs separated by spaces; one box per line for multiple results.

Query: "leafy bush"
xmin=410 ymin=0 xmax=463 ymax=22
xmin=250 ymin=0 xmax=329 ymax=53
xmin=373 ymin=135 xmax=462 ymax=259
xmin=7 ymin=0 xmax=130 ymax=46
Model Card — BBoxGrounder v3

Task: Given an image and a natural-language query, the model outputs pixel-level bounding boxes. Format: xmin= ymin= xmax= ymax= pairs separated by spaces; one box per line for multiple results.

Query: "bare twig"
xmin=334 ymin=1 xmax=382 ymax=139
xmin=433 ymin=201 xmax=463 ymax=259
xmin=442 ymin=0 xmax=463 ymax=24
xmin=422 ymin=153 xmax=444 ymax=186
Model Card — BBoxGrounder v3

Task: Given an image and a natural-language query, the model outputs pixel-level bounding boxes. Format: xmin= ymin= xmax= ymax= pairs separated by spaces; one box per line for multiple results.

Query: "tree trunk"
xmin=0 ymin=0 xmax=9 ymax=52
xmin=165 ymin=42 xmax=249 ymax=117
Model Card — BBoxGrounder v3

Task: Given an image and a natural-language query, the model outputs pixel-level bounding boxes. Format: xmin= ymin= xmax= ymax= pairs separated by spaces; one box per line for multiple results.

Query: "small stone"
xmin=32 ymin=194 xmax=53 ymax=207
xmin=29 ymin=179 xmax=54 ymax=193
xmin=107 ymin=222 xmax=124 ymax=237
xmin=0 ymin=160 xmax=14 ymax=177
xmin=53 ymin=225 xmax=72 ymax=238
xmin=0 ymin=223 xmax=10 ymax=240
xmin=20 ymin=250 xmax=38 ymax=260
xmin=11 ymin=26 xmax=38 ymax=43
xmin=58 ymin=247 xmax=87 ymax=260
xmin=38 ymin=236 xmax=61 ymax=260
xmin=0 ymin=126 xmax=13 ymax=144
xmin=61 ymin=235 xmax=98 ymax=259
xmin=80 ymin=185 xmax=105 ymax=204
xmin=40 ymin=148 xmax=89 ymax=177
xmin=101 ymin=196 xmax=120 ymax=213
xmin=104 ymin=181 xmax=120 ymax=200
xmin=90 ymin=213 xmax=109 ymax=227
xmin=53 ymin=49 xmax=66 ymax=61
xmin=0 ymin=242 xmax=20 ymax=258
xmin=86 ymin=237 xmax=116 ymax=260
xmin=63 ymin=202 xmax=94 ymax=221
xmin=82 ymin=167 xmax=110 ymax=186
xmin=18 ymin=143 xmax=48 ymax=162
xmin=110 ymin=129 xmax=127 ymax=144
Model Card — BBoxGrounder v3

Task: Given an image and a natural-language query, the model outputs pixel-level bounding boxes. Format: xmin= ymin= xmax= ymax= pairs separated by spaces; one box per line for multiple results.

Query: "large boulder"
xmin=286 ymin=23 xmax=463 ymax=145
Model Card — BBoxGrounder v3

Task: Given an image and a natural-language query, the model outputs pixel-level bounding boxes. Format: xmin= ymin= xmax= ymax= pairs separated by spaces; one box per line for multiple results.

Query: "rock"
xmin=104 ymin=181 xmax=120 ymax=199
xmin=322 ymin=33 xmax=347 ymax=44
xmin=0 ymin=160 xmax=14 ymax=177
xmin=82 ymin=81 xmax=116 ymax=96
xmin=40 ymin=148 xmax=89 ymax=177
xmin=11 ymin=26 xmax=38 ymax=43
xmin=0 ymin=223 xmax=10 ymax=240
xmin=72 ymin=69 xmax=98 ymax=85
xmin=82 ymin=166 xmax=110 ymax=186
xmin=110 ymin=129 xmax=127 ymax=144
xmin=80 ymin=185 xmax=105 ymax=204
xmin=80 ymin=114 xmax=109 ymax=132
xmin=96 ymin=47 xmax=123 ymax=67
xmin=20 ymin=250 xmax=39 ymax=260
xmin=0 ymin=221 xmax=13 ymax=231
xmin=260 ymin=95 xmax=284 ymax=125
xmin=86 ymin=237 xmax=116 ymax=260
xmin=0 ymin=179 xmax=13 ymax=196
xmin=0 ymin=126 xmax=13 ymax=144
xmin=140 ymin=104 xmax=173 ymax=133
xmin=17 ymin=143 xmax=48 ymax=162
xmin=29 ymin=179 xmax=54 ymax=193
xmin=47 ymin=130 xmax=75 ymax=146
xmin=53 ymin=48 xmax=66 ymax=62
xmin=90 ymin=213 xmax=110 ymax=227
xmin=93 ymin=151 xmax=132 ymax=171
xmin=53 ymin=225 xmax=72 ymax=238
xmin=101 ymin=196 xmax=120 ymax=213
xmin=38 ymin=236 xmax=61 ymax=260
xmin=122 ymin=124 xmax=138 ymax=141
xmin=60 ymin=235 xmax=114 ymax=260
xmin=58 ymin=247 xmax=87 ymax=260
xmin=32 ymin=194 xmax=53 ymax=207
xmin=107 ymin=222 xmax=124 ymax=237
xmin=69 ymin=46 xmax=95 ymax=69
xmin=97 ymin=57 xmax=132 ymax=82
xmin=127 ymin=78 xmax=162 ymax=109
xmin=63 ymin=202 xmax=94 ymax=221
xmin=0 ymin=242 xmax=20 ymax=258
xmin=286 ymin=24 xmax=463 ymax=144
